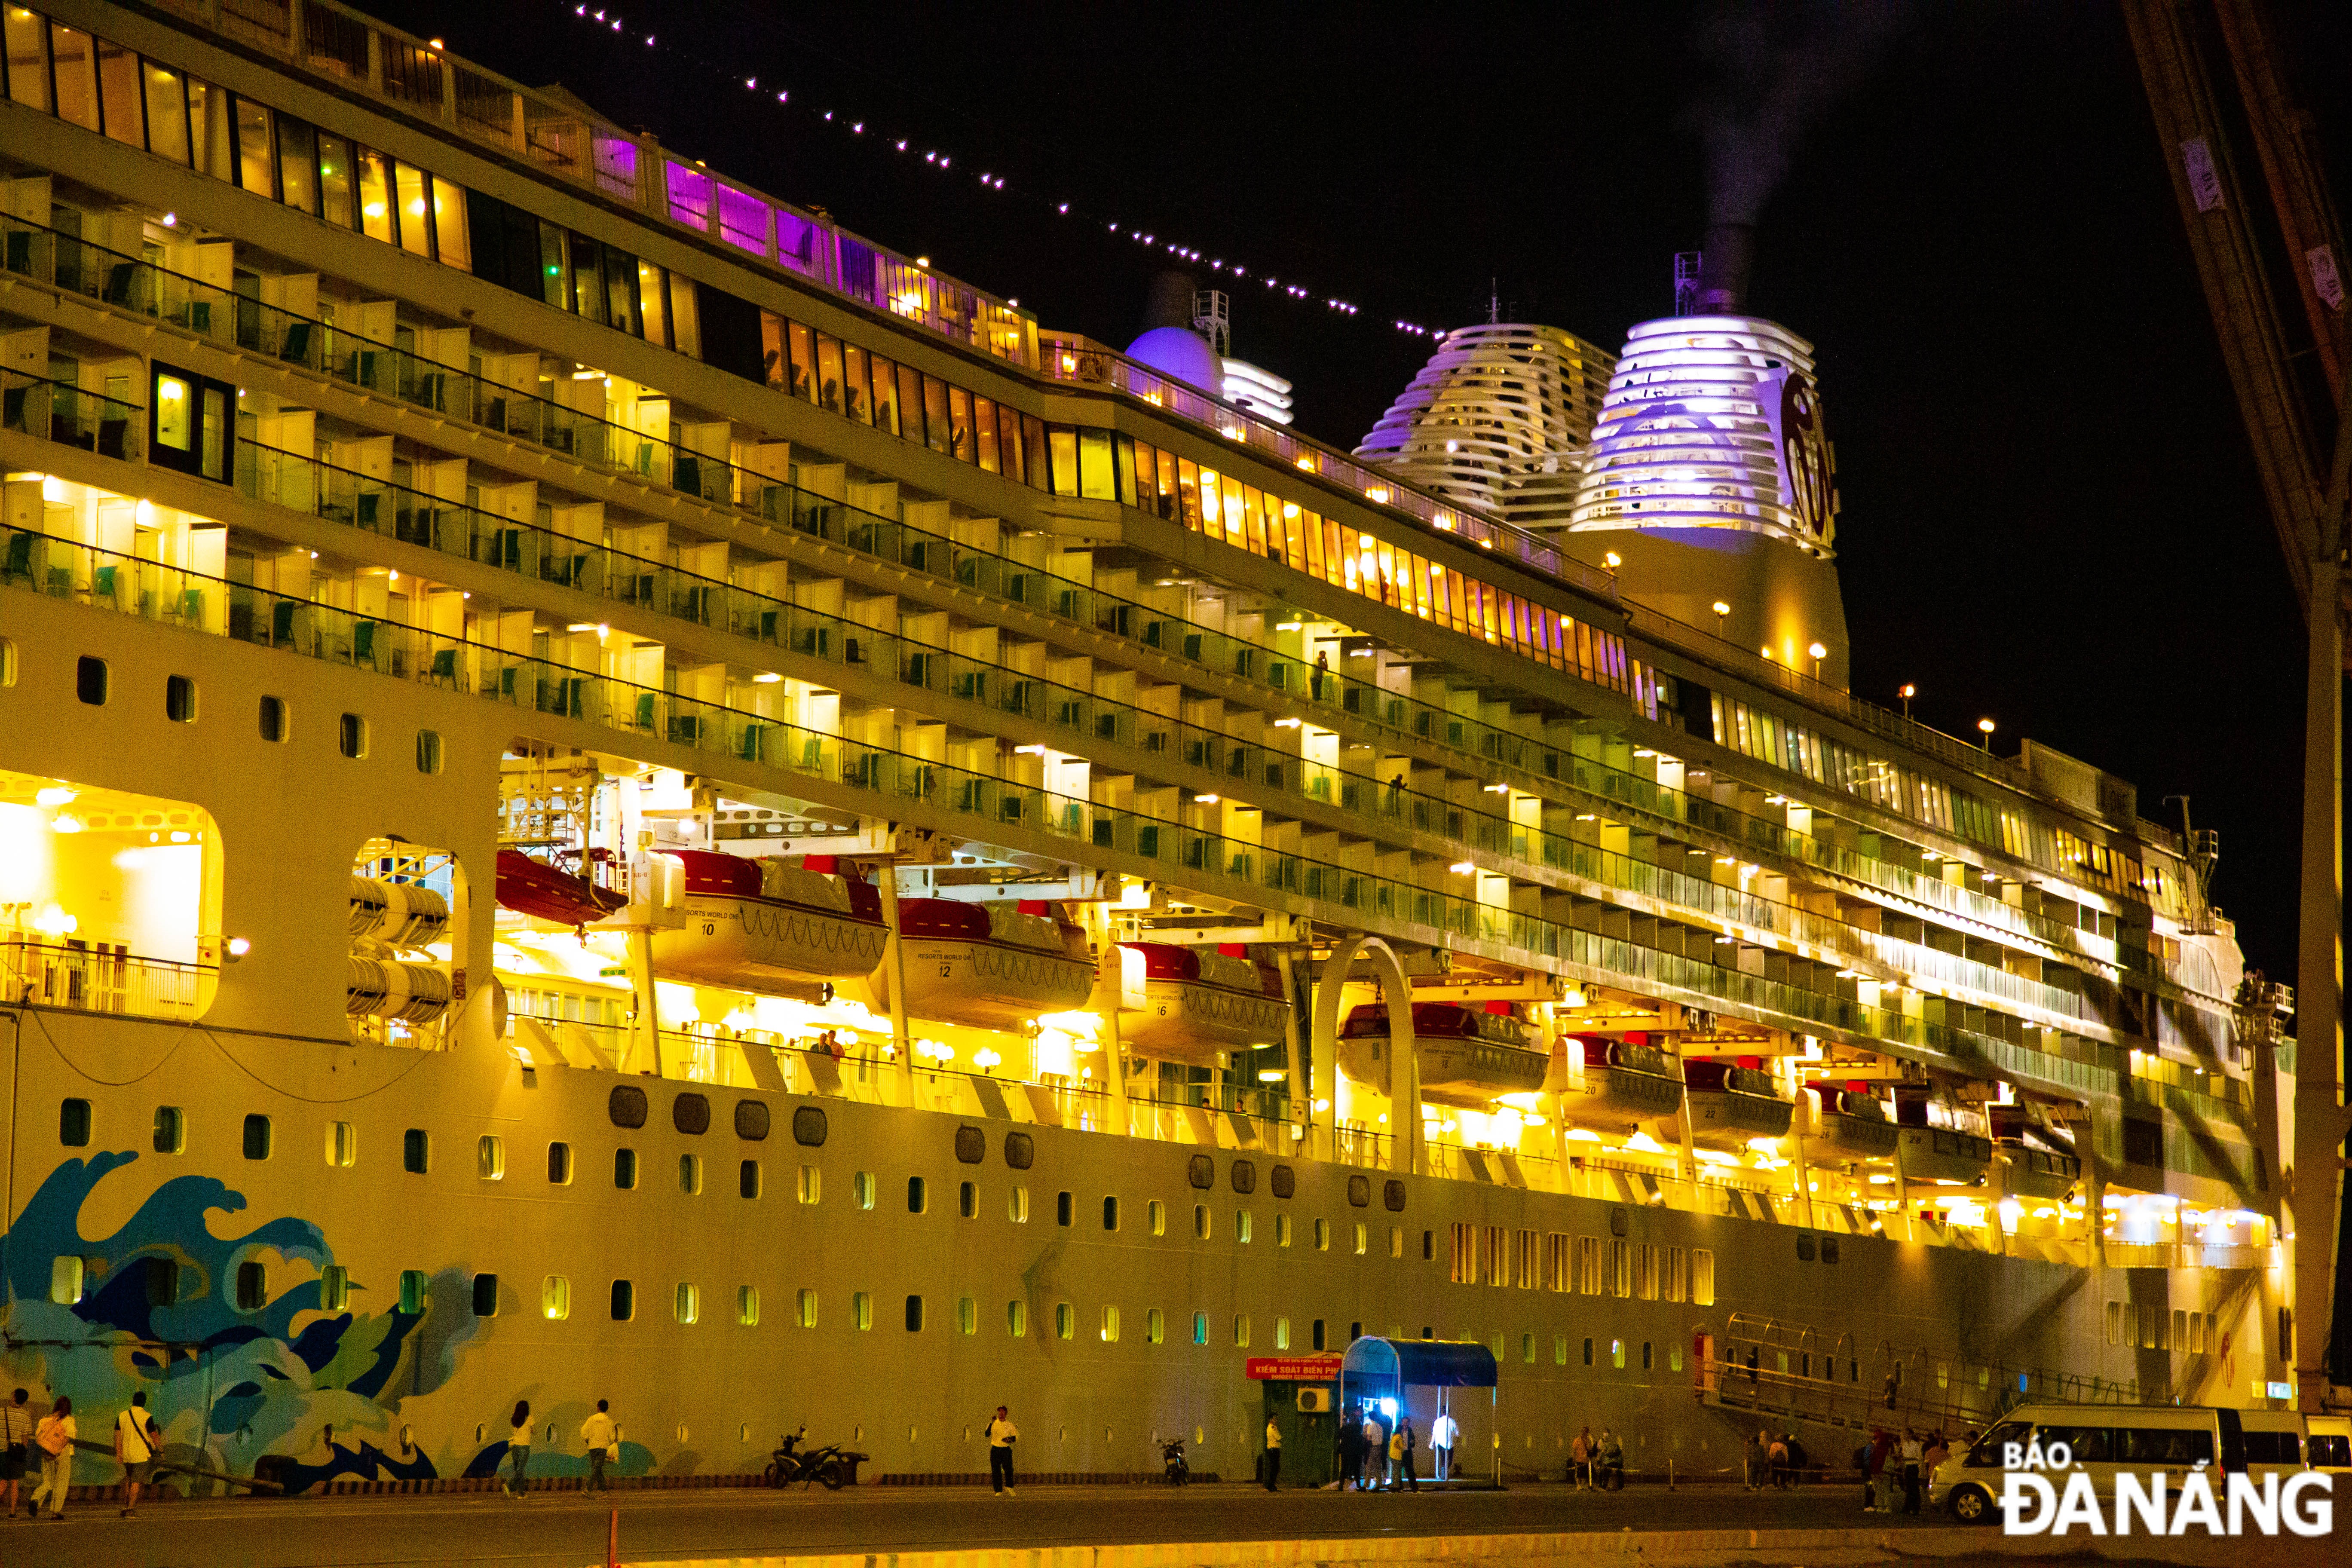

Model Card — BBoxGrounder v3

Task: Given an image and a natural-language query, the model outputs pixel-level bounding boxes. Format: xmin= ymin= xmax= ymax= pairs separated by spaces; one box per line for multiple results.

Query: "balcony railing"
xmin=2 ymin=939 xmax=213 ymax=1019
xmin=0 ymin=372 xmax=142 ymax=464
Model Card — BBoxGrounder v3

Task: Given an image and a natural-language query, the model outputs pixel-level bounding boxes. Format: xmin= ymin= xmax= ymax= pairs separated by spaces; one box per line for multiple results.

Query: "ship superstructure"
xmin=0 ymin=0 xmax=2303 ymax=1495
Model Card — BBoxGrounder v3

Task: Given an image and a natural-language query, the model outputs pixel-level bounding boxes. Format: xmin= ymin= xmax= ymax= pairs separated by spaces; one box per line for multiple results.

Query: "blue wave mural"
xmin=0 ymin=1152 xmax=483 ymax=1492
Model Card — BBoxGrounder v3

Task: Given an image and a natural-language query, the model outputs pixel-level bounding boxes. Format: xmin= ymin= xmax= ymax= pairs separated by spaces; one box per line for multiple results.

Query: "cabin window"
xmin=1102 ymin=1195 xmax=1119 ymax=1231
xmin=1275 ymin=1318 xmax=1292 ymax=1350
xmin=165 ymin=674 xmax=198 ymax=723
xmin=1821 ymin=1236 xmax=1840 ymax=1265
xmin=737 ymin=1286 xmax=759 ymax=1326
xmin=1796 ymin=1234 xmax=1817 ymax=1262
xmin=1636 ymin=1243 xmax=1658 ymax=1299
xmin=1271 ymin=1163 xmax=1296 ymax=1199
xmin=1354 ymin=1222 xmax=1367 ymax=1256
xmin=795 ymin=1289 xmax=817 ymax=1328
xmin=1665 ymin=1245 xmax=1687 ymax=1302
xmin=1147 ymin=1308 xmax=1165 ymax=1344
xmin=414 ymin=729 xmax=442 ymax=774
xmin=403 ymin=1128 xmax=429 ymax=1173
xmin=1002 ymin=1131 xmax=1033 ymax=1168
xmin=1236 ymin=1210 xmax=1253 ymax=1243
xmin=59 ymin=1098 xmax=92 ymax=1147
xmin=236 ymin=1259 xmax=267 ymax=1311
xmin=1056 ymin=1190 xmax=1074 ymax=1226
xmin=797 ymin=1165 xmax=820 ymax=1204
xmin=853 ymin=1171 xmax=875 ymax=1209
xmin=679 ymin=1154 xmax=703 ymax=1195
xmin=959 ymin=1180 xmax=977 ymax=1218
xmin=1642 ymin=1341 xmax=1654 ymax=1371
xmin=548 ymin=1141 xmax=572 ymax=1184
xmin=1383 ymin=1179 xmax=1406 ymax=1212
xmin=908 ymin=1175 xmax=928 ymax=1213
xmin=258 ymin=695 xmax=288 ymax=741
xmin=477 ymin=1135 xmax=504 ymax=1180
xmin=472 ymin=1273 xmax=499 ymax=1317
xmin=953 ymin=1125 xmax=985 ymax=1163
xmin=1233 ymin=1314 xmax=1251 ymax=1348
xmin=609 ymin=1086 xmax=649 ymax=1129
xmin=672 ymin=1093 xmax=710 ymax=1135
xmin=1148 ymin=1198 xmax=1166 ymax=1235
xmin=51 ymin=1257 xmax=84 ymax=1305
xmin=675 ymin=1283 xmax=699 ymax=1324
xmin=1346 ymin=1174 xmax=1371 ymax=1207
xmin=1692 ymin=1248 xmax=1716 ymax=1306
xmin=339 ymin=712 xmax=367 ymax=758
xmin=1611 ymin=1238 xmax=1631 ymax=1297
xmin=1612 ymin=1338 xmax=1626 ymax=1369
xmin=542 ymin=1276 xmax=570 ymax=1320
xmin=904 ymin=1296 xmax=924 ymax=1332
xmin=956 ymin=1296 xmax=977 ymax=1335
xmin=399 ymin=1271 xmax=429 ymax=1314
xmin=77 ymin=655 xmax=108 ymax=705
xmin=1009 ymin=1186 xmax=1029 ymax=1223
xmin=242 ymin=1113 xmax=272 ymax=1160
xmin=740 ymin=1160 xmax=762 ymax=1199
xmin=1276 ymin=1214 xmax=1293 ymax=1248
xmin=614 ymin=1148 xmax=638 ymax=1189
xmin=1230 ymin=1159 xmax=1256 ymax=1194
xmin=734 ymin=1100 xmax=770 ymax=1140
xmin=327 ymin=1121 xmax=355 ymax=1167
xmin=609 ymin=1279 xmax=634 ymax=1321
xmin=852 ymin=1292 xmax=873 ymax=1330
xmin=1188 ymin=1154 xmax=1215 ymax=1190
xmin=319 ymin=1265 xmax=349 ymax=1312
xmin=1192 ymin=1311 xmax=1208 ymax=1345
xmin=1193 ymin=1204 xmax=1210 ymax=1240
xmin=153 ymin=1106 xmax=185 ymax=1155
xmin=1314 ymin=1218 xmax=1329 ymax=1251
xmin=1007 ymin=1300 xmax=1027 ymax=1338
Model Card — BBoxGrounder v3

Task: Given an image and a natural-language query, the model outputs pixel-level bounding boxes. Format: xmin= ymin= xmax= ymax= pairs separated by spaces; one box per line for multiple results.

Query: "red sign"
xmin=1245 ymin=1355 xmax=1343 ymax=1381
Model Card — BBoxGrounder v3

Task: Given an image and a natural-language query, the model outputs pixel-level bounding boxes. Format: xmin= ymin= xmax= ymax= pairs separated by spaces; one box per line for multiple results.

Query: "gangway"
xmin=1699 ymin=1314 xmax=2152 ymax=1444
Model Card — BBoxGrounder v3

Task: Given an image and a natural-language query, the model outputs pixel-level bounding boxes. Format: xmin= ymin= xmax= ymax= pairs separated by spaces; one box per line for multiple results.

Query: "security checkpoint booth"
xmin=1338 ymin=1336 xmax=1502 ymax=1485
xmin=1247 ymin=1352 xmax=1343 ymax=1487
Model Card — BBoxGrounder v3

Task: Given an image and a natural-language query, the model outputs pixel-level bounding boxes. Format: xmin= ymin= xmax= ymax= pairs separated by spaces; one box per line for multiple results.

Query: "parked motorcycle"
xmin=764 ymin=1427 xmax=815 ymax=1488
xmin=1161 ymin=1435 xmax=1190 ymax=1485
xmin=801 ymin=1439 xmax=870 ymax=1490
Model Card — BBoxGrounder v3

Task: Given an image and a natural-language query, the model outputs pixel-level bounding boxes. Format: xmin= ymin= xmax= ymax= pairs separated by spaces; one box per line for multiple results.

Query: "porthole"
xmin=1230 ymin=1159 xmax=1256 ymax=1195
xmin=792 ymin=1105 xmax=827 ymax=1146
xmin=258 ymin=694 xmax=288 ymax=741
xmin=1003 ymin=1130 xmax=1033 ymax=1169
xmin=1188 ymin=1154 xmax=1214 ymax=1190
xmin=609 ymin=1085 xmax=649 ymax=1129
xmin=1383 ymin=1179 xmax=1407 ymax=1212
xmin=734 ymin=1100 xmax=770 ymax=1141
xmin=75 ymin=655 xmax=108 ymax=705
xmin=1346 ymin=1174 xmax=1371 ymax=1207
xmin=1270 ymin=1163 xmax=1295 ymax=1199
xmin=338 ymin=712 xmax=367 ymax=759
xmin=414 ymin=729 xmax=442 ymax=774
xmin=673 ymin=1092 xmax=710 ymax=1135
xmin=953 ymin=1125 xmax=985 ymax=1164
xmin=165 ymin=674 xmax=198 ymax=723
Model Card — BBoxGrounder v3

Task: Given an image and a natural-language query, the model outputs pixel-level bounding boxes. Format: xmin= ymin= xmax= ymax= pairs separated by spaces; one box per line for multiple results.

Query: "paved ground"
xmin=9 ymin=1480 xmax=1949 ymax=1568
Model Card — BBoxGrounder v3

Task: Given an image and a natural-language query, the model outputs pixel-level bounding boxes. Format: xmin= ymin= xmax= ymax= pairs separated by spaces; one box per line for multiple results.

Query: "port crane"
xmin=2121 ymin=0 xmax=2352 ymax=1411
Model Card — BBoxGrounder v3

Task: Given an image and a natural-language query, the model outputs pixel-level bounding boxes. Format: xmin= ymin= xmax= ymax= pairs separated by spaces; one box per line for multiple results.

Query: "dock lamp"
xmin=1977 ymin=717 xmax=1996 ymax=750
xmin=1899 ymin=683 xmax=1915 ymax=718
xmin=1807 ymin=641 xmax=1827 ymax=680
xmin=1711 ymin=601 xmax=1730 ymax=638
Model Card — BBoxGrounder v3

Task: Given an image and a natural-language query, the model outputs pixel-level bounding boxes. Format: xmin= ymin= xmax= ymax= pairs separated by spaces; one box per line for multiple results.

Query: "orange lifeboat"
xmin=495 ymin=848 xmax=627 ymax=927
xmin=647 ymin=851 xmax=888 ymax=997
xmin=1100 ymin=943 xmax=1289 ymax=1067
xmin=879 ymin=898 xmax=1096 ymax=1030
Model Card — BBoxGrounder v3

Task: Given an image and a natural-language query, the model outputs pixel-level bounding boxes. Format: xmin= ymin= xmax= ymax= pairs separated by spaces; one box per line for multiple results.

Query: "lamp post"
xmin=1977 ymin=717 xmax=1996 ymax=751
xmin=1808 ymin=641 xmax=1827 ymax=681
xmin=1712 ymin=600 xmax=1730 ymax=639
xmin=1899 ymin=683 xmax=1915 ymax=719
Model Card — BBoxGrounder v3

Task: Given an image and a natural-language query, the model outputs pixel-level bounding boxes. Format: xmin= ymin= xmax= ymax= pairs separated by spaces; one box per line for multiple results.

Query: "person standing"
xmin=1262 ymin=1415 xmax=1282 ymax=1492
xmin=1430 ymin=1406 xmax=1457 ymax=1482
xmin=1597 ymin=1428 xmax=1623 ymax=1490
xmin=1899 ymin=1428 xmax=1924 ymax=1515
xmin=1865 ymin=1427 xmax=1895 ymax=1513
xmin=1399 ymin=1417 xmax=1419 ymax=1492
xmin=31 ymin=1395 xmax=74 ymax=1521
xmin=1363 ymin=1408 xmax=1388 ymax=1488
xmin=581 ymin=1400 xmax=618 ymax=1492
xmin=504 ymin=1400 xmax=533 ymax=1499
xmin=1768 ymin=1432 xmax=1789 ymax=1489
xmin=115 ymin=1391 xmax=160 ymax=1516
xmin=1570 ymin=1425 xmax=1592 ymax=1488
xmin=1338 ymin=1405 xmax=1366 ymax=1491
xmin=985 ymin=1406 xmax=1018 ymax=1496
xmin=1747 ymin=1428 xmax=1769 ymax=1490
xmin=0 ymin=1388 xmax=32 ymax=1519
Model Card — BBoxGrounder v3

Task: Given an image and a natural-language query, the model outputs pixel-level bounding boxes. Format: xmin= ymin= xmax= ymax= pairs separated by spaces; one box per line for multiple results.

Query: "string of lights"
xmin=557 ymin=4 xmax=1452 ymax=339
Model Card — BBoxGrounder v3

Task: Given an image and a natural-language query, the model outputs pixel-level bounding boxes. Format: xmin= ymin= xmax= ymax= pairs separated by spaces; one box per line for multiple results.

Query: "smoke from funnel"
xmin=1694 ymin=3 xmax=1913 ymax=233
xmin=1696 ymin=223 xmax=1756 ymax=314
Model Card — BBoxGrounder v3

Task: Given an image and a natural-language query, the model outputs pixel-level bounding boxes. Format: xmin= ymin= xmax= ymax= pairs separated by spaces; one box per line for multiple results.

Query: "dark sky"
xmin=372 ymin=0 xmax=2352 ymax=980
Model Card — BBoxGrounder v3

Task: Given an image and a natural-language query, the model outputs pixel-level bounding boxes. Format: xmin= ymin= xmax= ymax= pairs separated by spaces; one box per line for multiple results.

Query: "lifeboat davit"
xmin=1559 ymin=1034 xmax=1684 ymax=1132
xmin=1683 ymin=1059 xmax=1794 ymax=1147
xmin=495 ymin=848 xmax=627 ymax=927
xmin=1337 ymin=1000 xmax=1548 ymax=1107
xmin=1099 ymin=943 xmax=1289 ymax=1066
xmin=877 ymin=898 xmax=1095 ymax=1030
xmin=1804 ymin=1083 xmax=1900 ymax=1158
xmin=1989 ymin=1106 xmax=2080 ymax=1198
xmin=648 ymin=851 xmax=888 ymax=997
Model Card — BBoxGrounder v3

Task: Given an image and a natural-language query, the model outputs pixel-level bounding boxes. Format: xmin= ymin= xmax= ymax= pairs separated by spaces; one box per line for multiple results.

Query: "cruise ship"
xmin=0 ymin=0 xmax=2307 ymax=1494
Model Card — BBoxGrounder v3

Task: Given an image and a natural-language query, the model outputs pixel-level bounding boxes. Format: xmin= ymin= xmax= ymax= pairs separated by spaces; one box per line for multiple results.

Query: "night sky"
xmin=372 ymin=0 xmax=2352 ymax=982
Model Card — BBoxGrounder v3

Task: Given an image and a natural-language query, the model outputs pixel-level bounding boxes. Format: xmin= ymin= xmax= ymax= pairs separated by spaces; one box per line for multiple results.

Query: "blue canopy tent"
xmin=1338 ymin=1337 xmax=1501 ymax=1484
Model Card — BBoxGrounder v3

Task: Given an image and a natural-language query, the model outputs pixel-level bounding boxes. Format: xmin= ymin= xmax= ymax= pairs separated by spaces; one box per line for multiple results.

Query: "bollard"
xmin=607 ymin=1504 xmax=619 ymax=1568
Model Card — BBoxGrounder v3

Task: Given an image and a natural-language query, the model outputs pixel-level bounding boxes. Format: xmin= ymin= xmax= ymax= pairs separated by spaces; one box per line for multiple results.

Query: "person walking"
xmin=1570 ymin=1425 xmax=1592 ymax=1488
xmin=985 ymin=1406 xmax=1018 ymax=1496
xmin=581 ymin=1400 xmax=618 ymax=1492
xmin=30 ymin=1395 xmax=74 ymax=1521
xmin=503 ymin=1400 xmax=533 ymax=1499
xmin=0 ymin=1388 xmax=32 ymax=1519
xmin=1430 ymin=1406 xmax=1457 ymax=1482
xmin=1262 ymin=1415 xmax=1282 ymax=1492
xmin=115 ymin=1391 xmax=160 ymax=1516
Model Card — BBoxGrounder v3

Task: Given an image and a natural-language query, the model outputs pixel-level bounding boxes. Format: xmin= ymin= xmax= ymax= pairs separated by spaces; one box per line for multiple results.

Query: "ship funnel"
xmin=1695 ymin=223 xmax=1756 ymax=314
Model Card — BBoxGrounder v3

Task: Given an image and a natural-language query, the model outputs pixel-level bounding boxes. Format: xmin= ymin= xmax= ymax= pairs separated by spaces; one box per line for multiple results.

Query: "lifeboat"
xmin=495 ymin=848 xmax=627 ymax=927
xmin=877 ymin=898 xmax=1095 ymax=1030
xmin=1893 ymin=1090 xmax=1994 ymax=1185
xmin=1338 ymin=1001 xmax=1548 ymax=1107
xmin=1559 ymin=1034 xmax=1684 ymax=1132
xmin=1099 ymin=943 xmax=1289 ymax=1067
xmin=1683 ymin=1059 xmax=1794 ymax=1147
xmin=1990 ymin=1106 xmax=2081 ymax=1199
xmin=647 ymin=850 xmax=888 ymax=998
xmin=1805 ymin=1083 xmax=1900 ymax=1158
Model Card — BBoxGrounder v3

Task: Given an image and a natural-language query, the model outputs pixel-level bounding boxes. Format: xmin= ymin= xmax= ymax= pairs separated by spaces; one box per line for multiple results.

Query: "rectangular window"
xmin=959 ymin=1180 xmax=977 ymax=1218
xmin=1192 ymin=1311 xmax=1208 ymax=1346
xmin=1010 ymin=1186 xmax=1030 ymax=1223
xmin=816 ymin=334 xmax=846 ymax=416
xmin=477 ymin=1134 xmax=504 ymax=1180
xmin=1007 ymin=1300 xmax=1027 ymax=1338
xmin=797 ymin=1164 xmax=819 ymax=1204
xmin=50 ymin=22 xmax=97 ymax=129
xmin=842 ymin=344 xmax=870 ymax=422
xmin=402 ymin=1128 xmax=429 ymax=1174
xmin=853 ymin=1170 xmax=876 ymax=1209
xmin=852 ymin=1291 xmax=872 ymax=1331
xmin=1147 ymin=1307 xmax=1165 ymax=1344
xmin=638 ymin=260 xmax=668 ymax=346
xmin=317 ymin=133 xmax=354 ymax=227
xmin=1515 ymin=1228 xmax=1538 ymax=1289
xmin=470 ymin=1272 xmax=498 ymax=1317
xmin=608 ymin=1279 xmax=633 ymax=1322
xmin=325 ymin=1120 xmax=355 ymax=1167
xmin=897 ymin=363 xmax=925 ymax=442
xmin=5 ymin=9 xmax=48 ymax=112
xmin=796 ymin=1288 xmax=817 ymax=1328
xmin=740 ymin=1159 xmax=762 ymax=1200
xmin=339 ymin=713 xmax=368 ymax=759
xmin=956 ymin=1295 xmax=976 ymax=1335
xmin=1236 ymin=1210 xmax=1253 ymax=1243
xmin=870 ymin=355 xmax=901 ymax=436
xmin=153 ymin=1106 xmax=185 ymax=1155
xmin=97 ymin=37 xmax=142 ymax=144
xmin=394 ymin=162 xmax=433 ymax=257
xmin=672 ymin=1282 xmax=699 ymax=1324
xmin=1665 ymin=1245 xmax=1687 ymax=1303
xmin=1193 ymin=1204 xmax=1210 ymax=1239
xmin=356 ymin=147 xmax=395 ymax=243
xmin=242 ymin=1113 xmax=272 ymax=1161
xmin=155 ymin=371 xmax=193 ymax=453
xmin=1314 ymin=1218 xmax=1330 ymax=1251
xmin=542 ymin=1275 xmax=570 ymax=1320
xmin=143 ymin=60 xmax=189 ymax=164
xmin=1057 ymin=1190 xmax=1075 ymax=1227
xmin=1101 ymin=1305 xmax=1121 ymax=1343
xmin=1544 ymin=1233 xmax=1568 ymax=1292
xmin=51 ymin=1256 xmax=84 ymax=1305
xmin=276 ymin=115 xmax=318 ymax=214
xmin=568 ymin=230 xmax=604 ymax=324
xmin=974 ymin=396 xmax=1000 ymax=472
xmin=434 ymin=178 xmax=471 ymax=272
xmin=235 ymin=1259 xmax=268 ymax=1311
xmin=615 ymin=1148 xmax=638 ymax=1189
xmin=947 ymin=384 xmax=974 ymax=460
xmin=399 ymin=1270 xmax=429 ymax=1314
xmin=1149 ymin=1199 xmax=1166 ymax=1236
xmin=1275 ymin=1317 xmax=1291 ymax=1350
xmin=1451 ymin=1222 xmax=1474 ymax=1284
xmin=1612 ymin=1238 xmax=1632 ymax=1298
xmin=1354 ymin=1222 xmax=1367 ymax=1256
xmin=1579 ymin=1236 xmax=1600 ymax=1295
xmin=1635 ymin=1243 xmax=1658 ymax=1300
xmin=921 ymin=376 xmax=951 ymax=453
xmin=233 ymin=94 xmax=275 ymax=197
xmin=1691 ymin=1248 xmax=1715 ymax=1307
xmin=59 ymin=1098 xmax=92 ymax=1147
xmin=1276 ymin=1213 xmax=1293 ymax=1248
xmin=1233 ymin=1314 xmax=1251 ymax=1348
xmin=678 ymin=1153 xmax=702 ymax=1195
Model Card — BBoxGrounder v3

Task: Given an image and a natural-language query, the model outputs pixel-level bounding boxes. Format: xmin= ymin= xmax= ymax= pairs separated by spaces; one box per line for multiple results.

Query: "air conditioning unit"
xmin=1296 ymin=1387 xmax=1331 ymax=1413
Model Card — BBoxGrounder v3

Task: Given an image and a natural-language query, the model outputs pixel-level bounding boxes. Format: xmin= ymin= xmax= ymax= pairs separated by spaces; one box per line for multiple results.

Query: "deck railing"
xmin=1 ymin=939 xmax=213 ymax=1018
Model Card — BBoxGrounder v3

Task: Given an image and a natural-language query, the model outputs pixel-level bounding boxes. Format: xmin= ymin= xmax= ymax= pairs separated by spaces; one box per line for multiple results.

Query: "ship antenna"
xmin=1487 ymin=279 xmax=1500 ymax=325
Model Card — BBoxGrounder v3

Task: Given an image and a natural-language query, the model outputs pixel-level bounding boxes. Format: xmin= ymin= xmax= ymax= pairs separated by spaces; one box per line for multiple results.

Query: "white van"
xmin=1935 ymin=1402 xmax=2247 ymax=1524
xmin=2238 ymin=1410 xmax=2307 ymax=1479
xmin=2308 ymin=1415 xmax=2351 ymax=1474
